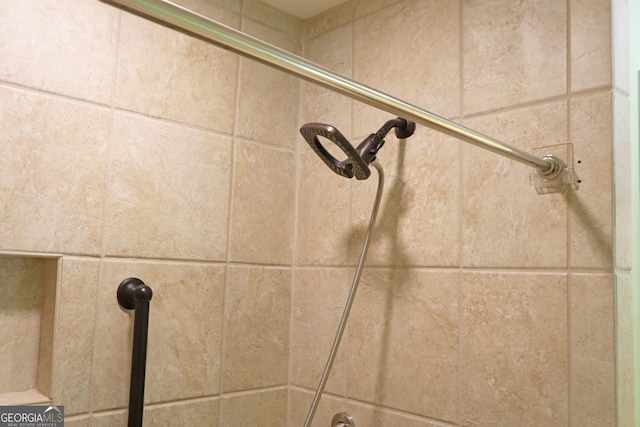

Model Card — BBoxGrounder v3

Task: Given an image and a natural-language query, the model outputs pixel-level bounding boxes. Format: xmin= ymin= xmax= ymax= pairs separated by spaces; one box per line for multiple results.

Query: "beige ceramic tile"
xmin=222 ymin=266 xmax=291 ymax=392
xmin=219 ymin=388 xmax=287 ymax=426
xmin=143 ymin=397 xmax=219 ymax=426
xmin=173 ymin=0 xmax=241 ymax=16
xmin=462 ymin=101 xmax=568 ymax=268
xmin=612 ymin=0 xmax=630 ymax=93
xmin=51 ymin=258 xmax=99 ymax=415
xmin=91 ymin=260 xmax=224 ymax=410
xmin=236 ymin=19 xmax=300 ymax=148
xmin=303 ymin=2 xmax=354 ymax=39
xmin=243 ymin=0 xmax=303 ymax=37
xmin=296 ymin=20 xmax=356 ymax=268
xmin=353 ymin=0 xmax=460 ymax=135
xmin=288 ymin=388 xmax=346 ymax=427
xmin=348 ymin=400 xmax=456 ymax=427
xmin=350 ymin=129 xmax=460 ymax=267
xmin=352 ymin=105 xmax=397 ymax=146
xmin=615 ymin=272 xmax=635 ymax=426
xmin=228 ymin=141 xmax=295 ymax=265
xmin=142 ymin=265 xmax=225 ymax=404
xmin=300 ymin=23 xmax=352 ymax=131
xmin=0 ymin=88 xmax=109 ymax=255
xmin=62 ymin=416 xmax=90 ymax=427
xmin=91 ymin=269 xmax=138 ymax=412
xmin=0 ymin=257 xmax=46 ymax=395
xmin=461 ymin=272 xmax=568 ymax=426
xmin=290 ymin=269 xmax=351 ymax=394
xmin=91 ymin=410 xmax=127 ymax=427
xmin=569 ymin=91 xmax=613 ymax=270
xmin=36 ymin=258 xmax=58 ymax=401
xmin=569 ymin=273 xmax=615 ymax=427
xmin=613 ymin=91 xmax=632 ymax=269
xmin=0 ymin=390 xmax=50 ymax=407
xmin=296 ymin=149 xmax=353 ymax=266
xmin=115 ymin=12 xmax=239 ymax=133
xmin=296 ymin=22 xmax=354 ymax=266
xmin=463 ymin=0 xmax=567 ymax=114
xmin=348 ymin=269 xmax=458 ymax=421
xmin=105 ymin=113 xmax=232 ymax=261
xmin=353 ymin=0 xmax=403 ymax=18
xmin=0 ymin=0 xmax=118 ymax=104
xmin=571 ymin=0 xmax=612 ymax=91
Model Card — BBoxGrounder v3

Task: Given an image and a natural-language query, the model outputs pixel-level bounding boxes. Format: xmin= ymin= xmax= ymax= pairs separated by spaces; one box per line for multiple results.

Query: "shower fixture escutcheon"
xmin=300 ymin=117 xmax=416 ymax=180
xmin=332 ymin=412 xmax=355 ymax=427
xmin=529 ymin=143 xmax=580 ymax=194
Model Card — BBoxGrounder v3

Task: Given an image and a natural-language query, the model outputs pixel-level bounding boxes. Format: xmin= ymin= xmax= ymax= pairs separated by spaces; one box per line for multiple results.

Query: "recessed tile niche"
xmin=0 ymin=255 xmax=58 ymax=405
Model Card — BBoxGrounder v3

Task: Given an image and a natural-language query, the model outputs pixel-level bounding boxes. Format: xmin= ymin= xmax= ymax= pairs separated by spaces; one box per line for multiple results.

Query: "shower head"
xmin=300 ymin=123 xmax=370 ymax=179
xmin=300 ymin=117 xmax=416 ymax=180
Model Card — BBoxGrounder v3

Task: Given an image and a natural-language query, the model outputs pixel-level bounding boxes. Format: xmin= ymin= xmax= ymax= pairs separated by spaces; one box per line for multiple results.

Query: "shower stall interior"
xmin=0 ymin=0 xmax=629 ymax=426
xmin=97 ymin=1 xmax=592 ymax=427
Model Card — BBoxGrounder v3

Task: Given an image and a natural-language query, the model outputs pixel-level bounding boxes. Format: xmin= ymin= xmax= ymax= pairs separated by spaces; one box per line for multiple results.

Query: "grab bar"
xmin=117 ymin=277 xmax=153 ymax=427
xmin=99 ymin=0 xmax=567 ymax=178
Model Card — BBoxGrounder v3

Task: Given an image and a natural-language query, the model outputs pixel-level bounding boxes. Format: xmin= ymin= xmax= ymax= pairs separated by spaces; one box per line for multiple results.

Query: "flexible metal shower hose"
xmin=303 ymin=160 xmax=385 ymax=427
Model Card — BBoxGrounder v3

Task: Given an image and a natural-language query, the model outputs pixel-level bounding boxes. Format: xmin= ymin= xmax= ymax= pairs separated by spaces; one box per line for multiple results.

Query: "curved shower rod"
xmin=101 ymin=0 xmax=570 ymax=181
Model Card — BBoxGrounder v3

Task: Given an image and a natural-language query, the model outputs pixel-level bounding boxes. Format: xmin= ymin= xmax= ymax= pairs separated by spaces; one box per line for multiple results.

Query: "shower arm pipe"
xmin=101 ymin=0 xmax=559 ymax=174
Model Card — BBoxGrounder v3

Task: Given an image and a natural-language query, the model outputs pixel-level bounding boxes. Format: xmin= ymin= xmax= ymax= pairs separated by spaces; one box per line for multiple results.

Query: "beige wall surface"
xmin=0 ymin=0 xmax=631 ymax=426
xmin=294 ymin=0 xmax=628 ymax=426
xmin=0 ymin=0 xmax=298 ymax=424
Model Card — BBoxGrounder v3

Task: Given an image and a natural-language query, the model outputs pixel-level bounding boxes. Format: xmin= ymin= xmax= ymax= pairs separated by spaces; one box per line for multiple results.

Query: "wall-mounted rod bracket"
xmin=117 ymin=277 xmax=153 ymax=309
xmin=530 ymin=143 xmax=579 ymax=194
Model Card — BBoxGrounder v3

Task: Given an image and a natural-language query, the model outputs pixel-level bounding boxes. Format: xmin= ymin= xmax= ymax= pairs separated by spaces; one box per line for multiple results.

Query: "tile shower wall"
xmin=293 ymin=1 xmax=629 ymax=427
xmin=0 ymin=0 xmax=298 ymax=425
xmin=0 ymin=1 xmax=631 ymax=427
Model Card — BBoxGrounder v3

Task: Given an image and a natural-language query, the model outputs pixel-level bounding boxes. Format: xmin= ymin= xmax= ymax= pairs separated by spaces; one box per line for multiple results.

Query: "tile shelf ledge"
xmin=0 ymin=389 xmax=52 ymax=406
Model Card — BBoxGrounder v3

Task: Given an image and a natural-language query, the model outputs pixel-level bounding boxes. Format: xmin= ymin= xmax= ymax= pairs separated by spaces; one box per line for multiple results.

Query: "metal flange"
xmin=331 ymin=412 xmax=355 ymax=427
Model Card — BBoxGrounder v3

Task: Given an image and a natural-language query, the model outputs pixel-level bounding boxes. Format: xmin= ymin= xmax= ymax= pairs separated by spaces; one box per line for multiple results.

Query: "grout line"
xmin=87 ymin=9 xmax=124 ymax=417
xmin=345 ymin=5 xmax=356 ymax=410
xmin=86 ymin=385 xmax=287 ymax=417
xmin=216 ymin=3 xmax=245 ymax=421
xmin=99 ymin=7 xmax=123 ymax=262
xmin=566 ymin=1 xmax=574 ymax=424
xmin=457 ymin=2 xmax=465 ymax=424
xmin=105 ymin=107 xmax=237 ymax=142
xmin=287 ymin=11 xmax=307 ymax=421
xmin=458 ymin=0 xmax=465 ymax=122
xmin=461 ymin=86 xmax=611 ymax=121
xmin=329 ymin=390 xmax=460 ymax=427
xmin=0 ymin=79 xmax=250 ymax=149
xmin=567 ymin=271 xmax=573 ymax=426
xmin=96 ymin=255 xmax=297 ymax=268
xmin=0 ymin=80 xmax=113 ymax=110
xmin=293 ymin=264 xmax=614 ymax=275
xmin=78 ymin=256 xmax=381 ymax=271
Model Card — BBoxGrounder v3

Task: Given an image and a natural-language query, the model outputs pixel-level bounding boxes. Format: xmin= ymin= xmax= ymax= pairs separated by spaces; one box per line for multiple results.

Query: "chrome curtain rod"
xmin=101 ymin=0 xmax=560 ymax=174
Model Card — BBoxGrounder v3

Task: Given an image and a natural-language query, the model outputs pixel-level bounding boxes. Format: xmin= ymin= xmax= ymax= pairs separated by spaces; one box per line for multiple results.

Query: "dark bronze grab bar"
xmin=117 ymin=277 xmax=153 ymax=427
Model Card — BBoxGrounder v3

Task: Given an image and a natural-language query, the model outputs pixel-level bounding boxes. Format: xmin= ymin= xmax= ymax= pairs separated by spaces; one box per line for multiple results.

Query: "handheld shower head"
xmin=300 ymin=123 xmax=370 ymax=179
xmin=300 ymin=117 xmax=416 ymax=180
